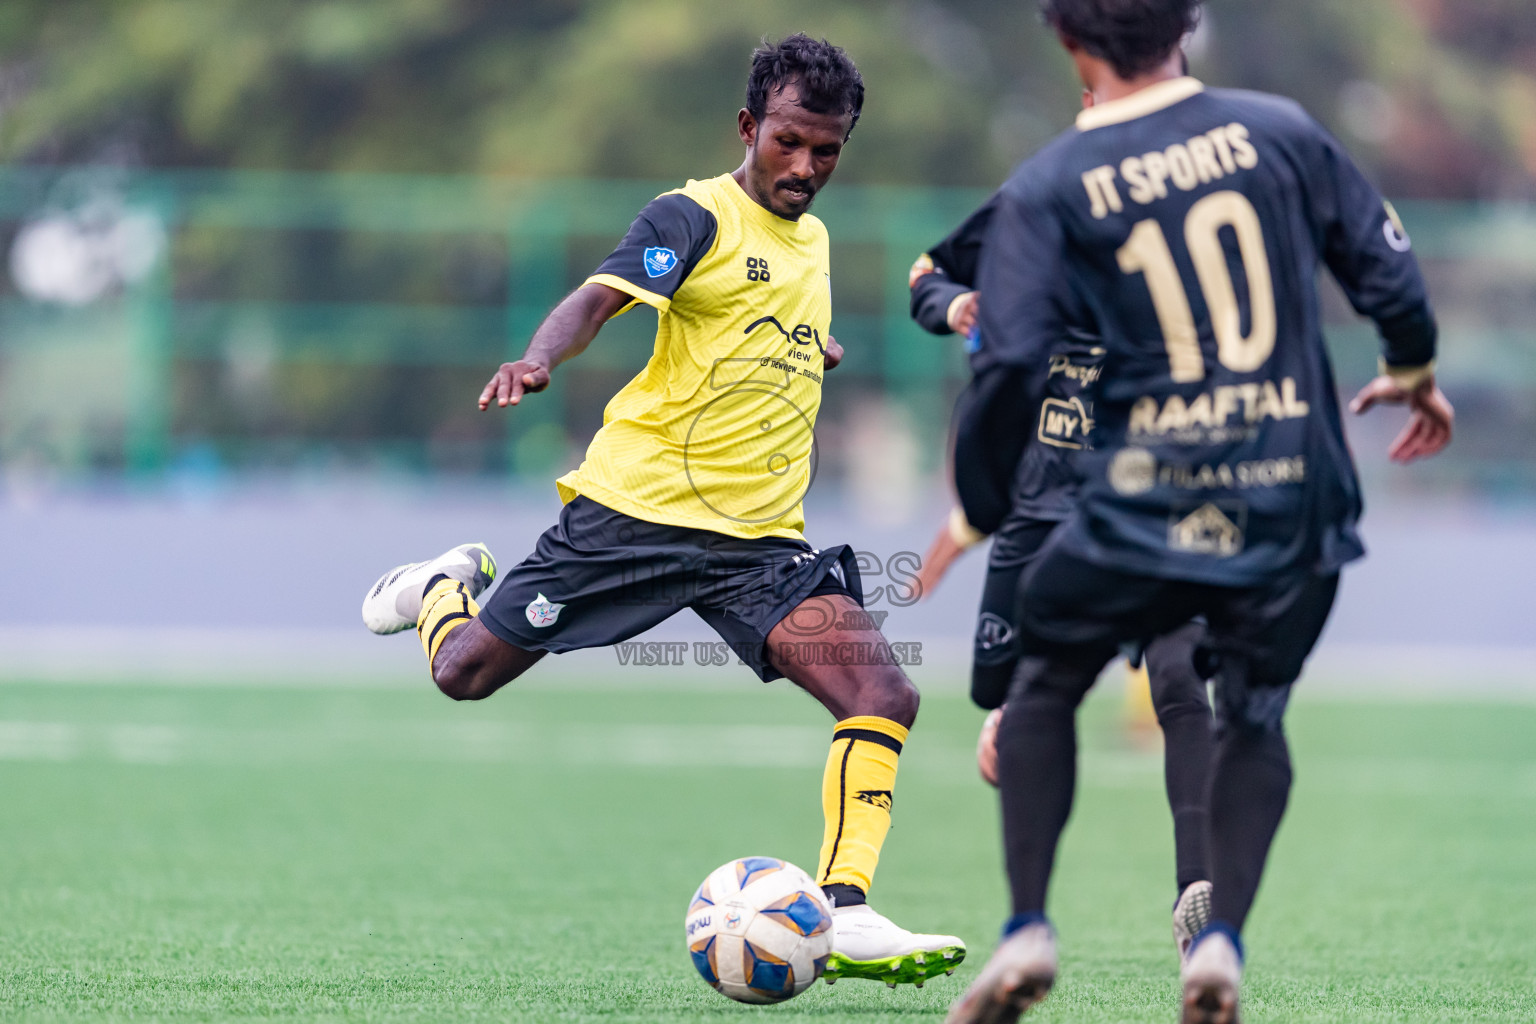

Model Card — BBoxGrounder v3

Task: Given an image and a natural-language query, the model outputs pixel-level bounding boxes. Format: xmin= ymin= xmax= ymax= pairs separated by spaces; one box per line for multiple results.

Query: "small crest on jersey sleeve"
xmin=643 ymin=247 xmax=679 ymax=278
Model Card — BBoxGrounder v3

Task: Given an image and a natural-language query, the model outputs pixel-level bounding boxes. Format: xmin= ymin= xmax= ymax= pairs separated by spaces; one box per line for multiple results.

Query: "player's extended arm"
xmin=1305 ymin=121 xmax=1452 ymax=463
xmin=1348 ymin=371 xmax=1454 ymax=463
xmin=914 ymin=507 xmax=988 ymax=599
xmin=478 ymin=282 xmax=632 ymax=409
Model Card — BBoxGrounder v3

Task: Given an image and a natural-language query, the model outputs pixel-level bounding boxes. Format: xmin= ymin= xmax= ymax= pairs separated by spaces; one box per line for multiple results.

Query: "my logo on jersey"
xmin=1168 ymin=503 xmax=1246 ymax=558
xmin=524 ymin=593 xmax=565 ymax=628
xmin=854 ymin=789 xmax=893 ymax=811
xmin=1038 ymin=396 xmax=1094 ymax=450
xmin=643 ymin=247 xmax=679 ymax=278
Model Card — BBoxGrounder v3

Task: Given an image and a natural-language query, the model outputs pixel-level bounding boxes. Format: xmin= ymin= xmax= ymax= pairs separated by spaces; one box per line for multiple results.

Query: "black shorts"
xmin=1015 ymin=531 xmax=1338 ymax=727
xmin=479 ymin=496 xmax=862 ymax=681
xmin=970 ymin=515 xmax=1058 ymax=706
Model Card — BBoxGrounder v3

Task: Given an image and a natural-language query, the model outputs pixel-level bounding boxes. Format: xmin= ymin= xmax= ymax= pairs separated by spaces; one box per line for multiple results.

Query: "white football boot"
xmin=1172 ymin=880 xmax=1214 ymax=960
xmin=944 ymin=922 xmax=1056 ymax=1024
xmin=1180 ymin=929 xmax=1243 ymax=1024
xmin=361 ymin=543 xmax=497 ymax=635
xmin=823 ymin=904 xmax=966 ymax=988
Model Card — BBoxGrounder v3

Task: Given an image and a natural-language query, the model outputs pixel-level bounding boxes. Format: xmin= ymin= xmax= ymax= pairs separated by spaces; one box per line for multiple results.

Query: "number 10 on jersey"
xmin=1116 ymin=190 xmax=1277 ymax=383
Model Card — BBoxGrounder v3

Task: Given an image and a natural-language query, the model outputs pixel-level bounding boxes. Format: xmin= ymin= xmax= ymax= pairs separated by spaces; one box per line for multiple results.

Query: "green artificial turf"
xmin=0 ymin=676 xmax=1531 ymax=1022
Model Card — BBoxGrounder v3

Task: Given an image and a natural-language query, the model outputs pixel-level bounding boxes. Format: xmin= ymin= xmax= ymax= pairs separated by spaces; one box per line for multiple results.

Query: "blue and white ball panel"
xmin=759 ymin=891 xmax=833 ymax=938
xmin=684 ymin=858 xmax=833 ymax=1004
xmin=734 ymin=856 xmax=785 ymax=889
xmin=687 ymin=878 xmax=714 ymax=917
xmin=688 ymin=935 xmax=719 ymax=989
xmin=741 ymin=939 xmax=794 ymax=1000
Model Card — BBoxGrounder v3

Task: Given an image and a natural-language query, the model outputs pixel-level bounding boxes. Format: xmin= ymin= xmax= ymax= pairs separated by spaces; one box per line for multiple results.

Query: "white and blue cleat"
xmin=361 ymin=542 xmax=497 ymax=635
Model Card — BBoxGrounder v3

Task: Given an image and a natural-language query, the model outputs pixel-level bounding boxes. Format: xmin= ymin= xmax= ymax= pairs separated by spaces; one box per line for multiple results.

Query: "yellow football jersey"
xmin=556 ymin=173 xmax=832 ymax=539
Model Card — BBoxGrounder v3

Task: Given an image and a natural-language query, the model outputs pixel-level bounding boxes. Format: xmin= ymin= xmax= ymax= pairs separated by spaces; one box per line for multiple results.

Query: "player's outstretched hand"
xmin=479 ymin=360 xmax=551 ymax=409
xmin=824 ymin=334 xmax=844 ymax=371
xmin=977 ymin=707 xmax=1002 ymax=787
xmin=915 ymin=527 xmax=963 ymax=599
xmin=1348 ymin=374 xmax=1454 ymax=463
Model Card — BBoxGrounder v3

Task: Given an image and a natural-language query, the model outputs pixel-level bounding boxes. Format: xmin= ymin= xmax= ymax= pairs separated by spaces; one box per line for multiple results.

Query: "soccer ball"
xmin=685 ymin=856 xmax=834 ymax=1004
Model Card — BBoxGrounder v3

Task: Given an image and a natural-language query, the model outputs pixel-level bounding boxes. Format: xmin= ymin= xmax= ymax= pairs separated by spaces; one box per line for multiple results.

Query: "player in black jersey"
xmin=909 ymin=205 xmax=1217 ymax=955
xmin=946 ymin=2 xmax=1453 ymax=1023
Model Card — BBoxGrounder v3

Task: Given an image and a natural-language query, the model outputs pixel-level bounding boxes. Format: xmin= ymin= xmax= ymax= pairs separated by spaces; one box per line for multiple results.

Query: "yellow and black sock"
xmin=816 ymin=715 xmax=908 ymax=905
xmin=417 ymin=574 xmax=479 ymax=670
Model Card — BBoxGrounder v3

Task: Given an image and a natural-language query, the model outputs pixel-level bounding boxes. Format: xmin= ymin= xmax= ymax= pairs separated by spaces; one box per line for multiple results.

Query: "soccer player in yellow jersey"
xmin=360 ymin=35 xmax=964 ymax=990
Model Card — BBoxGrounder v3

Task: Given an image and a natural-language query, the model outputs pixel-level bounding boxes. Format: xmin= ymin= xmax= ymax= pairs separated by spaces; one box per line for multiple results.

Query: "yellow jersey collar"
xmin=1076 ymin=77 xmax=1204 ymax=132
xmin=720 ymin=172 xmax=813 ymax=237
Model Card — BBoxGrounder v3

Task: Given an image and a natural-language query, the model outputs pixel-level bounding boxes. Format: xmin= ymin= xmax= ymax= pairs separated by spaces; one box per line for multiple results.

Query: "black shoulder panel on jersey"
xmin=590 ymin=193 xmax=719 ymax=303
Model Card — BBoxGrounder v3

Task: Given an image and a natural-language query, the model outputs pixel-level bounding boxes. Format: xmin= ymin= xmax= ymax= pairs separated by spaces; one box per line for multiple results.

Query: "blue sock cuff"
xmin=1002 ymin=912 xmax=1050 ymax=938
xmin=1191 ymin=920 xmax=1244 ymax=962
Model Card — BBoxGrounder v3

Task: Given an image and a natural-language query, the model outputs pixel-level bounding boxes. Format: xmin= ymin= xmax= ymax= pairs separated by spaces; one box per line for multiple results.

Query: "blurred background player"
xmin=945 ymin=0 xmax=1454 ymax=1021
xmin=909 ymin=199 xmax=1215 ymax=957
xmin=360 ymin=35 xmax=964 ymax=988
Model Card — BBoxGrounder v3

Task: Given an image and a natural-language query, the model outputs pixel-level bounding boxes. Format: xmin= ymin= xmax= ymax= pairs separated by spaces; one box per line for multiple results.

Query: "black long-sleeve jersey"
xmin=969 ymin=78 xmax=1437 ymax=586
xmin=910 ymin=194 xmax=1098 ymax=532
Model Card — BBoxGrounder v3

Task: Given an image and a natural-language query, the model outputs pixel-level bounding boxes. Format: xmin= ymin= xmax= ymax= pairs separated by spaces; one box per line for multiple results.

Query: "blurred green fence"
xmin=0 ymin=166 xmax=1533 ymax=493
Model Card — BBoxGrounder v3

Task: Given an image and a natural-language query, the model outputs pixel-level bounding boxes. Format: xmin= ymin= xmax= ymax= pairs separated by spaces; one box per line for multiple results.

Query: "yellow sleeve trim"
xmin=908 ymin=253 xmax=935 ymax=288
xmin=1379 ymin=358 xmax=1435 ymax=391
xmin=947 ymin=505 xmax=988 ymax=549
xmin=585 ymin=273 xmax=670 ymax=316
xmin=834 ymin=715 xmax=910 ymax=746
xmin=946 ymin=291 xmax=978 ymax=334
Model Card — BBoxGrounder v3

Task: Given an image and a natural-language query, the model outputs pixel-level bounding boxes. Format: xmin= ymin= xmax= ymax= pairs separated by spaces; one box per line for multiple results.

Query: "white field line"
xmin=0 ymin=719 xmax=1530 ymax=799
xmin=0 ymin=626 xmax=1533 ymax=698
xmin=0 ymin=719 xmax=830 ymax=768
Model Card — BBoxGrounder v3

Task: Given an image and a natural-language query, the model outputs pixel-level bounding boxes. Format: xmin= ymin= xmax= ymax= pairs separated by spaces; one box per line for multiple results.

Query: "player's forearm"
xmin=521 ymin=284 xmax=620 ymax=372
xmin=910 ymin=274 xmax=973 ymax=336
xmin=1375 ymin=304 xmax=1438 ymax=387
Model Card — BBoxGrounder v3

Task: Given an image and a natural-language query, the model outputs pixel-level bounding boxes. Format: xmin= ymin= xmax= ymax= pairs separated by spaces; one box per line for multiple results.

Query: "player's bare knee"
xmin=430 ymin=645 xmax=490 ymax=701
xmin=872 ymin=669 xmax=920 ymax=727
xmin=431 ymin=660 xmax=477 ymax=701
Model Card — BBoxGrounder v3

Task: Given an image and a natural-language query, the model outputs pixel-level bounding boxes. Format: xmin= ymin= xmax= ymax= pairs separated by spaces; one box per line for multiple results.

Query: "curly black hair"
xmin=1039 ymin=0 xmax=1200 ymax=79
xmin=745 ymin=34 xmax=864 ymax=139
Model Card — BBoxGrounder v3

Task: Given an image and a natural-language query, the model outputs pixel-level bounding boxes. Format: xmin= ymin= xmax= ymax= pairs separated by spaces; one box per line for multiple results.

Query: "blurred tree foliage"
xmin=2 ymin=0 xmax=1533 ymax=197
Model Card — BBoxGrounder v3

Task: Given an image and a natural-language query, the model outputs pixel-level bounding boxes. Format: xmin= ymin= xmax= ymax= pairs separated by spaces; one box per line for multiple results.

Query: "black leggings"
xmin=970 ymin=517 xmax=1214 ymax=893
xmin=998 ymin=541 xmax=1339 ymax=933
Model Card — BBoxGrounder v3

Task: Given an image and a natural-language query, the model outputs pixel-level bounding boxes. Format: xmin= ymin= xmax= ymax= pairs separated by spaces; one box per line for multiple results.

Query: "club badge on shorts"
xmin=525 ymin=593 xmax=566 ymax=628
